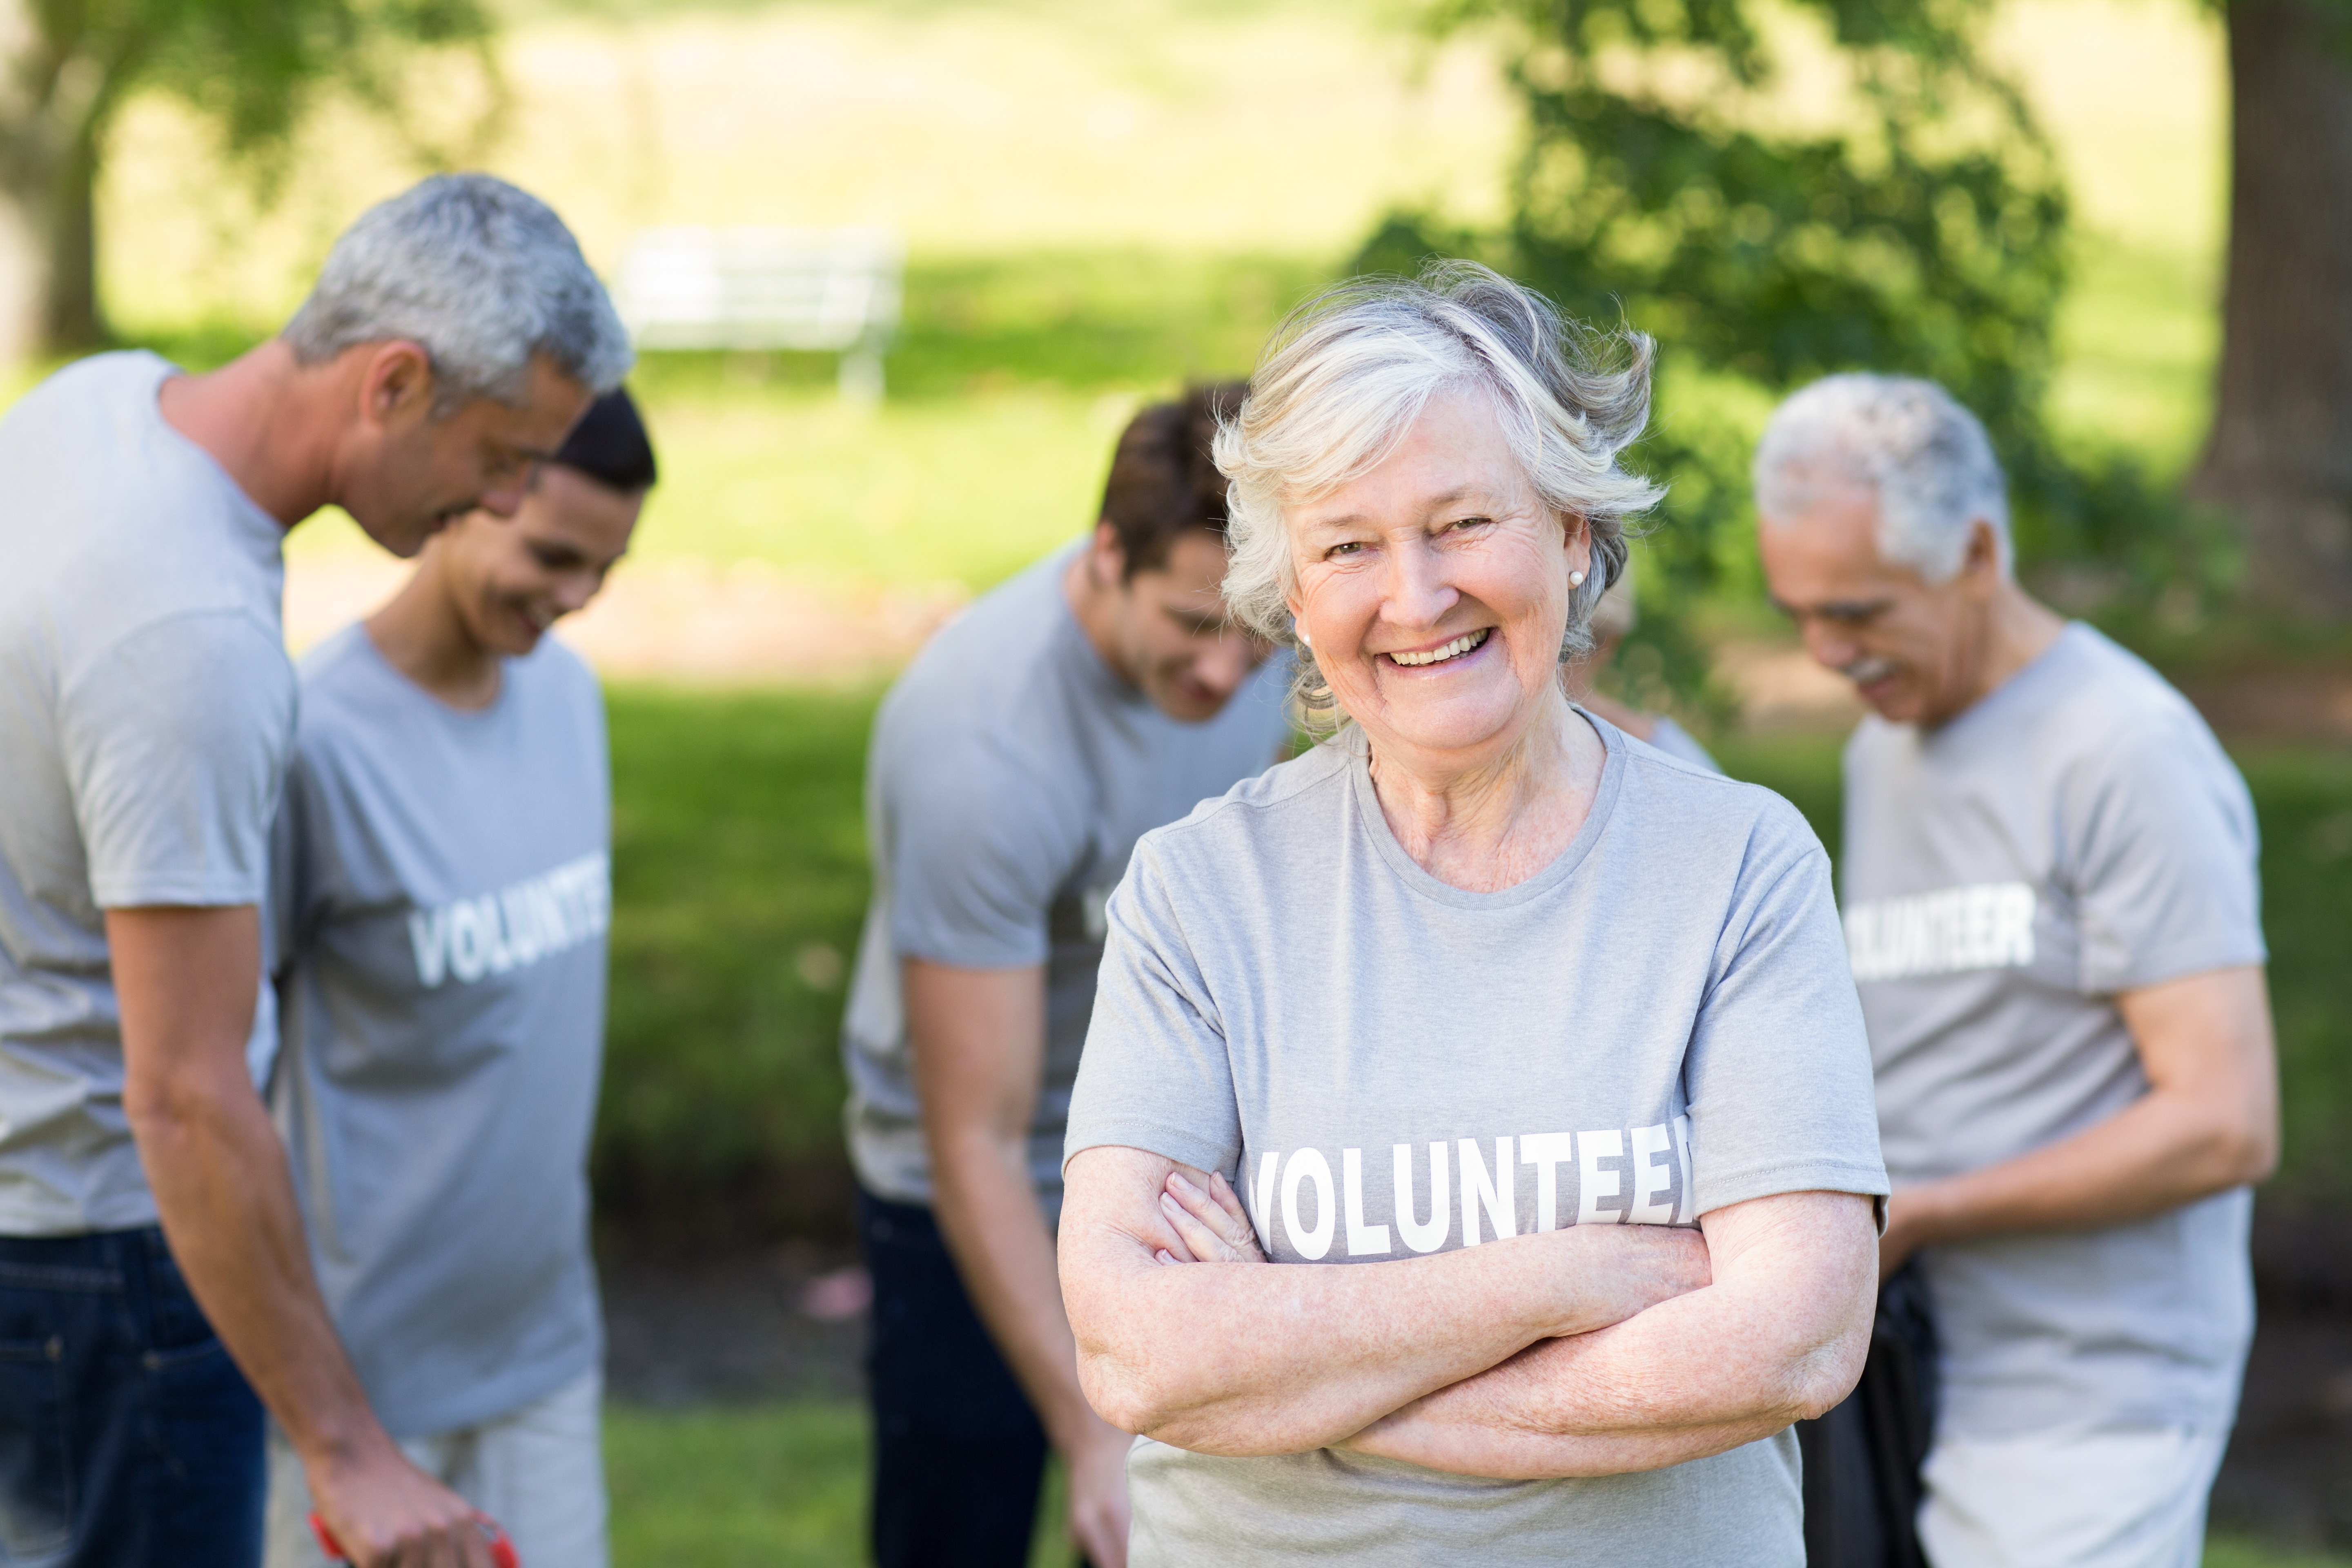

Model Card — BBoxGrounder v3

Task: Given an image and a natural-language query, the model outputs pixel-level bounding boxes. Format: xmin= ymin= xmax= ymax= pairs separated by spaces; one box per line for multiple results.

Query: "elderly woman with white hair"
xmin=1055 ymin=264 xmax=1890 ymax=1566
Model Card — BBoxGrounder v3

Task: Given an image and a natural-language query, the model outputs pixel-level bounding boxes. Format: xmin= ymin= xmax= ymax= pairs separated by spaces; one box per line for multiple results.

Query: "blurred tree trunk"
xmin=2190 ymin=0 xmax=2352 ymax=619
xmin=0 ymin=134 xmax=107 ymax=357
xmin=0 ymin=0 xmax=128 ymax=362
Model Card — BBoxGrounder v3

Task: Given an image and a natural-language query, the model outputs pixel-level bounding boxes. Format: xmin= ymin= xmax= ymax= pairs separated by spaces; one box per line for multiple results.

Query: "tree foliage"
xmin=1357 ymin=0 xmax=2194 ymax=703
xmin=0 ymin=0 xmax=500 ymax=349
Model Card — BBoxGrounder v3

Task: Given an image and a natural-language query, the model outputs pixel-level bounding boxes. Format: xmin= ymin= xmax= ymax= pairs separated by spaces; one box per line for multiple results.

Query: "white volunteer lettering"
xmin=1671 ymin=1114 xmax=1696 ymax=1224
xmin=1519 ymin=1132 xmax=1575 ymax=1232
xmin=1844 ymin=881 xmax=2036 ymax=983
xmin=1629 ymin=1123 xmax=1676 ymax=1224
xmin=1282 ymin=1148 xmax=1336 ymax=1261
xmin=408 ymin=852 xmax=612 ymax=990
xmin=1257 ymin=1126 xmax=1693 ymax=1254
xmin=1341 ymin=1148 xmax=1390 ymax=1256
xmin=1393 ymin=1141 xmax=1450 ymax=1254
xmin=449 ymin=899 xmax=490 ymax=984
xmin=1251 ymin=1150 xmax=1279 ymax=1251
xmin=1577 ymin=1129 xmax=1626 ymax=1224
xmin=406 ymin=907 xmax=450 ymax=989
xmin=1459 ymin=1136 xmax=1515 ymax=1245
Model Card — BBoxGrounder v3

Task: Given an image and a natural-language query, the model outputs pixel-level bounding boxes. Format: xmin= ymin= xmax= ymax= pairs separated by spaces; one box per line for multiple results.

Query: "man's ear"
xmin=357 ymin=341 xmax=436 ymax=431
xmin=1962 ymin=518 xmax=2004 ymax=589
xmin=1090 ymin=519 xmax=1129 ymax=586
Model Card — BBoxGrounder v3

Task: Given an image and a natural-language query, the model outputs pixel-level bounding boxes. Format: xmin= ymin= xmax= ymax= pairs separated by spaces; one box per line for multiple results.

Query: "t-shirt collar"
xmin=1345 ymin=706 xmax=1628 ymax=909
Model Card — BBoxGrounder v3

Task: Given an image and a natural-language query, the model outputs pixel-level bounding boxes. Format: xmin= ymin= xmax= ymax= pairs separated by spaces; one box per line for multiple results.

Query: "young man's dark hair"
xmin=1098 ymin=381 xmax=1247 ymax=579
xmin=550 ymin=386 xmax=658 ymax=494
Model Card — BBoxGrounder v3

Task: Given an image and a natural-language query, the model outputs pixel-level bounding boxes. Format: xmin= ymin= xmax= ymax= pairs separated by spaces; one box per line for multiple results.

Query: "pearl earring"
xmin=1570 ymin=570 xmax=1586 ymax=588
xmin=1293 ymin=620 xmax=1311 ymax=648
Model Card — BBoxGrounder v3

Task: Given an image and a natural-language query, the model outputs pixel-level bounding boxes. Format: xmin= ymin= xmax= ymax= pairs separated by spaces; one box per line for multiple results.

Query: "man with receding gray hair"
xmin=1753 ymin=373 xmax=2279 ymax=1568
xmin=0 ymin=173 xmax=629 ymax=1567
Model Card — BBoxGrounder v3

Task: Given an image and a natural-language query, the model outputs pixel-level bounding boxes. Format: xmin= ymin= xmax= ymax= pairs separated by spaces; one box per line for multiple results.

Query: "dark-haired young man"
xmin=260 ymin=390 xmax=657 ymax=1568
xmin=843 ymin=385 xmax=1291 ymax=1568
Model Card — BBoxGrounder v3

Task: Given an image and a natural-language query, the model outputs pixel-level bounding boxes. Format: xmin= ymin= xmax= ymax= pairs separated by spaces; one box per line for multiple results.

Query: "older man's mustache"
xmin=1839 ymin=656 xmax=1900 ymax=686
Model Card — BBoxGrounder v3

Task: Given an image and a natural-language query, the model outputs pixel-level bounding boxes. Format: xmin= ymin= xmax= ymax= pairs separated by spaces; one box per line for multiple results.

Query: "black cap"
xmin=552 ymin=386 xmax=657 ymax=493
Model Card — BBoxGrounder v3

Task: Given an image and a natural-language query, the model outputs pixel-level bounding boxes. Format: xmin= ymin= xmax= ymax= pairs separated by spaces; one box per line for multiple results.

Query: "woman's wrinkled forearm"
xmin=1061 ymin=1147 xmax=1712 ymax=1457
xmin=1344 ymin=1396 xmax=1788 ymax=1480
xmin=1335 ymin=1191 xmax=1879 ymax=1478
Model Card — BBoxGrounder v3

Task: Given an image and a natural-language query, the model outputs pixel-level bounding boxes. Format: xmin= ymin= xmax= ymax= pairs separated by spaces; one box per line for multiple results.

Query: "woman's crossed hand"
xmin=1154 ymin=1169 xmax=1266 ymax=1265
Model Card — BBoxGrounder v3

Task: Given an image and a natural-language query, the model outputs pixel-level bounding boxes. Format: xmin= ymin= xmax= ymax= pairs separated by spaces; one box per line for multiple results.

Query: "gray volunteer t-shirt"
xmin=0 ymin=351 xmax=293 ymax=1236
xmin=842 ymin=542 xmax=1293 ymax=1214
xmin=1065 ymin=720 xmax=1888 ymax=1567
xmin=1843 ymin=622 xmax=2265 ymax=1439
xmin=269 ymin=626 xmax=610 ymax=1437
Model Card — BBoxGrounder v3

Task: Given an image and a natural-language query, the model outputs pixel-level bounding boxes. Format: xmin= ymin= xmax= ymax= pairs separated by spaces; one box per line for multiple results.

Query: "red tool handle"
xmin=309 ymin=1511 xmax=519 ymax=1568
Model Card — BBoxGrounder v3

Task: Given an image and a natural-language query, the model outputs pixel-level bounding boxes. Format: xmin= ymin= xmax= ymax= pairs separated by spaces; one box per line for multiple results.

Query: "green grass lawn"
xmin=604 ymin=1399 xmax=2347 ymax=1568
xmin=599 ymin=686 xmax=878 ymax=1236
xmin=606 ymin=1401 xmax=1078 ymax=1568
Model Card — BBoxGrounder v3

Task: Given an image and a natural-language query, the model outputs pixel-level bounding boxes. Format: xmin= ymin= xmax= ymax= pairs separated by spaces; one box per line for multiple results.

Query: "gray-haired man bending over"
xmin=1753 ymin=374 xmax=2278 ymax=1568
xmin=0 ymin=174 xmax=630 ymax=1568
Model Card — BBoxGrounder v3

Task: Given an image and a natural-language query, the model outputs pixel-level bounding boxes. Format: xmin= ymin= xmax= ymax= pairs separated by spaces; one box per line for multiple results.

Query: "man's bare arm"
xmin=111 ymin=906 xmax=491 ymax=1568
xmin=1060 ymin=1145 xmax=1712 ymax=1458
xmin=907 ymin=959 xmax=1131 ymax=1568
xmin=1882 ymin=965 xmax=2278 ymax=1278
xmin=1344 ymin=1190 xmax=1878 ymax=1479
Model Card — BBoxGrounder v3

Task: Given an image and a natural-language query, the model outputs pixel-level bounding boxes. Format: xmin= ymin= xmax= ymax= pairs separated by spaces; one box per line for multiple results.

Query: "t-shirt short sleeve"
xmin=1062 ymin=839 xmax=1241 ymax=1177
xmin=62 ymin=611 xmax=295 ymax=909
xmin=1684 ymin=815 xmax=1889 ymax=1218
xmin=884 ymin=735 xmax=1087 ymax=971
xmin=2066 ymin=717 xmax=2265 ymax=995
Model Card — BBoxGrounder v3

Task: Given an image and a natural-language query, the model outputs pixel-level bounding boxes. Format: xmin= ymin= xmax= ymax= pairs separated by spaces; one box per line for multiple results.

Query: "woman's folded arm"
xmin=1341 ymin=1189 xmax=1880 ymax=1479
xmin=1058 ymin=1143 xmax=1713 ymax=1458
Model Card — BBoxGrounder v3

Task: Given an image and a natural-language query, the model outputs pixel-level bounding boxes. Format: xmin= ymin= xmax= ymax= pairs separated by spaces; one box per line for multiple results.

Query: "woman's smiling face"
xmin=1286 ymin=387 xmax=1590 ymax=768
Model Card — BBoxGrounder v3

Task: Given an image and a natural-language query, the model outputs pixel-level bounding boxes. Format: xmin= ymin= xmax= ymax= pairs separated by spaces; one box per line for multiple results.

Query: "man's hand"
xmin=1875 ymin=964 xmax=2278 ymax=1280
xmin=109 ymin=907 xmax=502 ymax=1568
xmin=307 ymin=1439 xmax=498 ymax=1568
xmin=1065 ymin=1419 xmax=1135 ymax=1568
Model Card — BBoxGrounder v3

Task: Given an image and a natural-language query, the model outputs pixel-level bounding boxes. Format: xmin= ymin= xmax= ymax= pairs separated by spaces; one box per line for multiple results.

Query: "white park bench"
xmin=610 ymin=227 xmax=905 ymax=403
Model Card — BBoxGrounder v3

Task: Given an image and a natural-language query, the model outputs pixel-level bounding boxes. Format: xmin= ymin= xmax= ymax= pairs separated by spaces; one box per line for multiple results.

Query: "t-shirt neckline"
xmin=1919 ymin=619 xmax=2090 ymax=749
xmin=350 ymin=621 xmax=517 ymax=724
xmin=1344 ymin=708 xmax=1627 ymax=909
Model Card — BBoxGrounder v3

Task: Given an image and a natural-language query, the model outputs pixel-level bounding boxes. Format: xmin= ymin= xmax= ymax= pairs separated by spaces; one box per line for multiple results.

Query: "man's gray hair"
xmin=1215 ymin=261 xmax=1662 ymax=713
xmin=1753 ymin=373 xmax=2011 ymax=583
xmin=284 ymin=173 xmax=633 ymax=408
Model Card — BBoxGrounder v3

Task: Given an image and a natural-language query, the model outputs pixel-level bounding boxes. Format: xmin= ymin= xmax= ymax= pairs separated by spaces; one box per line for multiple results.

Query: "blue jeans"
xmin=861 ymin=1189 xmax=1066 ymax=1568
xmin=0 ymin=1226 xmax=263 ymax=1567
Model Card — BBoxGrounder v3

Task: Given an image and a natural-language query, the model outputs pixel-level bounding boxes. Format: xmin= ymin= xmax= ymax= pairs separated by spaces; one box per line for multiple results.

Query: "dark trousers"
xmin=0 ymin=1225 xmax=264 ymax=1567
xmin=861 ymin=1189 xmax=1061 ymax=1568
xmin=1797 ymin=1261 xmax=1939 ymax=1568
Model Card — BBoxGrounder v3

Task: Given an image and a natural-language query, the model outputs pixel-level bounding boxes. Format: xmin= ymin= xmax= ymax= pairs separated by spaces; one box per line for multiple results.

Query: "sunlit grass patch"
xmin=606 ymin=1399 xmax=1081 ymax=1568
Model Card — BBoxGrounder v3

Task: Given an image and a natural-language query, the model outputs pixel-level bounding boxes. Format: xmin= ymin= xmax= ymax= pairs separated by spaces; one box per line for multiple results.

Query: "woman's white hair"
xmin=1752 ymin=373 xmax=2011 ymax=583
xmin=1214 ymin=261 xmax=1663 ymax=715
xmin=284 ymin=174 xmax=633 ymax=412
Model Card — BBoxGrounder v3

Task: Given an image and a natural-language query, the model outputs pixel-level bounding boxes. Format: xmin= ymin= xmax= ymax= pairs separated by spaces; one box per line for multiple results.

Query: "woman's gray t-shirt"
xmin=1064 ymin=720 xmax=1888 ymax=1567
